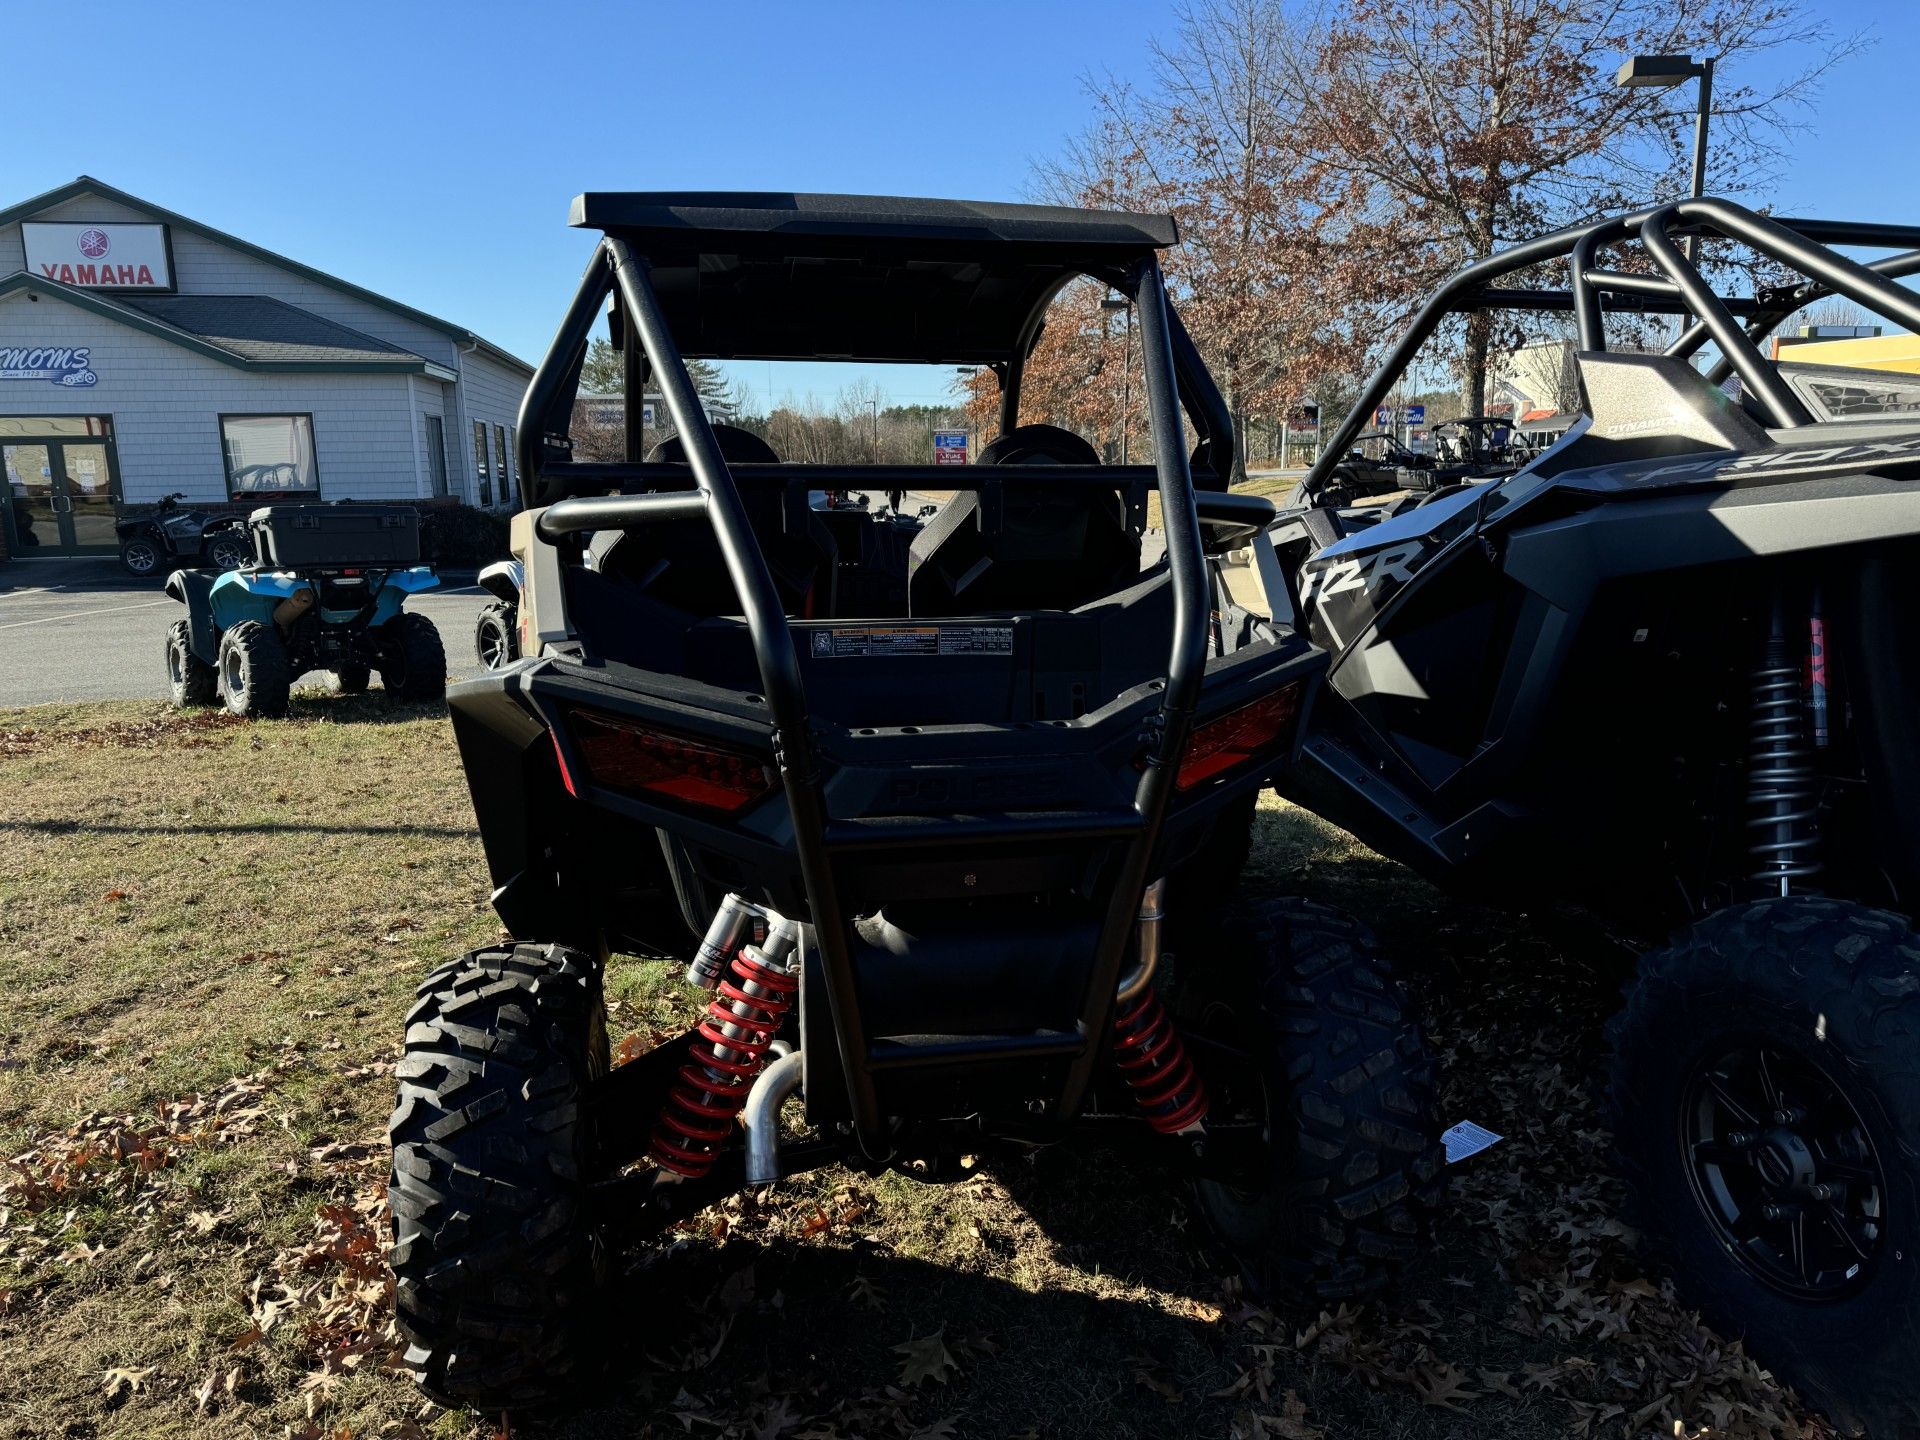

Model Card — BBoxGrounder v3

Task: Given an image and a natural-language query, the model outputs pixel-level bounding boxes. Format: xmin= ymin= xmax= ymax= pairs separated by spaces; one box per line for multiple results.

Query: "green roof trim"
xmin=0 ymin=176 xmax=533 ymax=376
xmin=0 ymin=273 xmax=444 ymax=376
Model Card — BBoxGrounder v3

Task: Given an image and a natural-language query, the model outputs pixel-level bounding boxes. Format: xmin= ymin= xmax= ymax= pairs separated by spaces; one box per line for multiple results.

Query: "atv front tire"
xmin=217 ymin=619 xmax=290 ymax=718
xmin=1609 ymin=898 xmax=1920 ymax=1439
xmin=379 ymin=612 xmax=447 ymax=702
xmin=1180 ymin=897 xmax=1445 ymax=1302
xmin=165 ymin=620 xmax=217 ymax=707
xmin=119 ymin=535 xmax=161 ymax=578
xmin=475 ymin=601 xmax=518 ymax=670
xmin=389 ymin=943 xmax=610 ymax=1410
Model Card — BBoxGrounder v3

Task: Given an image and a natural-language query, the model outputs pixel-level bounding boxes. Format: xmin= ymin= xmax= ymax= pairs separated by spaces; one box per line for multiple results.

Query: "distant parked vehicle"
xmin=164 ymin=503 xmax=444 ymax=717
xmin=474 ymin=559 xmax=522 ymax=669
xmin=114 ymin=492 xmax=251 ymax=577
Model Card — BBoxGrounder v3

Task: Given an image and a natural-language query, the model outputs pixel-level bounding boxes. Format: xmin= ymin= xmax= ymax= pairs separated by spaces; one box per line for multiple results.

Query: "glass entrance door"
xmin=60 ymin=443 xmax=118 ymax=550
xmin=3 ymin=443 xmax=56 ymax=552
xmin=2 ymin=429 xmax=121 ymax=555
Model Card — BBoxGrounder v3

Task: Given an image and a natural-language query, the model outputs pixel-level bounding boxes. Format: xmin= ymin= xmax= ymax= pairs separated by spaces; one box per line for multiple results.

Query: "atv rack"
xmin=1310 ymin=199 xmax=1920 ymax=498
xmin=507 ymin=205 xmax=1279 ymax=1159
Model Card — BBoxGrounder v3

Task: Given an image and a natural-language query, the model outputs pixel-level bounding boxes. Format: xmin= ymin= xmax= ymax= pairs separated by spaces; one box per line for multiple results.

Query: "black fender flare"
xmin=164 ymin=568 xmax=221 ymax=664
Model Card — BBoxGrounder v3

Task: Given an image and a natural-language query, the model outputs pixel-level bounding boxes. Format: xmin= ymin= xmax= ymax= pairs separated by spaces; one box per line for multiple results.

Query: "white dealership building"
xmin=0 ymin=176 xmax=532 ymax=562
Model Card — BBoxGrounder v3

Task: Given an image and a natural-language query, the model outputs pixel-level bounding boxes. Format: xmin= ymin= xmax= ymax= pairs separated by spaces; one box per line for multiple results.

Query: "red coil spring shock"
xmin=649 ymin=946 xmax=798 ymax=1178
xmin=1112 ymin=990 xmax=1209 ymax=1134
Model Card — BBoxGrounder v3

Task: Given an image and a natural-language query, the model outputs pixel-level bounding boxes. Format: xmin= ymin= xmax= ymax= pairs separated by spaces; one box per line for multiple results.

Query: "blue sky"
xmin=9 ymin=0 xmax=1917 ymax=405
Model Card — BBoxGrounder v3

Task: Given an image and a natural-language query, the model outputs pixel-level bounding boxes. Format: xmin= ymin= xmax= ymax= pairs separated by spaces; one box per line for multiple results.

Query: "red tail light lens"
xmin=1176 ymin=682 xmax=1305 ymax=791
xmin=559 ymin=707 xmax=777 ymax=814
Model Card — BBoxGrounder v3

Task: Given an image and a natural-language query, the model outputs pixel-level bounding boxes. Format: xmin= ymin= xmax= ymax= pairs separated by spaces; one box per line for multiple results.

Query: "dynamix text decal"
xmin=0 ymin=346 xmax=98 ymax=387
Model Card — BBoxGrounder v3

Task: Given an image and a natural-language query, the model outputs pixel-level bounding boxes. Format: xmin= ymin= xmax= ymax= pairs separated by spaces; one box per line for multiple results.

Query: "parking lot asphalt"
xmin=0 ymin=559 xmax=491 ymax=708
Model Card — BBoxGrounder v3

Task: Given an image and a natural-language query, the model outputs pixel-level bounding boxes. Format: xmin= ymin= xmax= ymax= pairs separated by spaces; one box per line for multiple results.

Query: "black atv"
xmin=387 ymin=192 xmax=1446 ymax=1412
xmin=1270 ymin=197 xmax=1920 ymax=1437
xmin=115 ymin=491 xmax=251 ymax=578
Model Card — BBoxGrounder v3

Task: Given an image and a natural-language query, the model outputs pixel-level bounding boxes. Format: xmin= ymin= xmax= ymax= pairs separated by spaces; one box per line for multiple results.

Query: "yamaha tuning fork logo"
xmin=77 ymin=228 xmax=111 ymax=259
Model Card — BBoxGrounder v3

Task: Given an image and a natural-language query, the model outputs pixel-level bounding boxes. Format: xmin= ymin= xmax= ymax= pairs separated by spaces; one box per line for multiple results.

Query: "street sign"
xmin=932 ymin=429 xmax=969 ymax=465
xmin=1374 ymin=406 xmax=1393 ymax=427
xmin=1405 ymin=404 xmax=1426 ymax=426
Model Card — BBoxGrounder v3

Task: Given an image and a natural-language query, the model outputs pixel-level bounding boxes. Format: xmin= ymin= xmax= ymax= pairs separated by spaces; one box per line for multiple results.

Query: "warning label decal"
xmin=809 ymin=625 xmax=1014 ymax=658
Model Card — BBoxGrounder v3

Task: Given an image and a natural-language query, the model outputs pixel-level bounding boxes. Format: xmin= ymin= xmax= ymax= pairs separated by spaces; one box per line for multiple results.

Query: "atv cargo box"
xmin=248 ymin=504 xmax=420 ymax=569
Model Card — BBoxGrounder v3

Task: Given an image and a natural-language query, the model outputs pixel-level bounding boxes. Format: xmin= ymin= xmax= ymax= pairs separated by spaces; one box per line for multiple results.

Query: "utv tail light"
xmin=1176 ymin=681 xmax=1305 ymax=791
xmin=556 ymin=707 xmax=777 ymax=814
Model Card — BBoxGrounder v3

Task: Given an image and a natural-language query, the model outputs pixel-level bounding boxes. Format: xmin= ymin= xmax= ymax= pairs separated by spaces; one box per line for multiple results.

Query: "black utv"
xmin=1271 ymin=197 xmax=1920 ymax=1437
xmin=386 ymin=193 xmax=1446 ymax=1411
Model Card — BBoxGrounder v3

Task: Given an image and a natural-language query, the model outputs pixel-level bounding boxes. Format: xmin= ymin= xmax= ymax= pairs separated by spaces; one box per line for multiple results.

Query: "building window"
xmin=222 ymin=414 xmax=318 ymax=499
xmin=425 ymin=415 xmax=449 ymax=498
xmin=495 ymin=424 xmax=512 ymax=506
xmin=474 ymin=420 xmax=492 ymax=506
xmin=0 ymin=416 xmax=113 ymax=439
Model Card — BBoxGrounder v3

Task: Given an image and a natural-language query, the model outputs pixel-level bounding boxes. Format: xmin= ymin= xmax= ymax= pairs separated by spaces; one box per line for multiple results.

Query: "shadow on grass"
xmin=561 ymin=1150 xmax=1569 ymax=1440
xmin=2 ymin=818 xmax=474 ymax=838
xmin=280 ymin=692 xmax=451 ymax=725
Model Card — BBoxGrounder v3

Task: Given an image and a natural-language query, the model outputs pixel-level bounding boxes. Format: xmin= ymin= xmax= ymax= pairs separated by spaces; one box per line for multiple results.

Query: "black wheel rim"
xmin=211 ymin=538 xmax=248 ymax=569
xmin=125 ymin=542 xmax=157 ymax=573
xmin=479 ymin=617 xmax=509 ymax=669
xmin=1680 ymin=1041 xmax=1887 ymax=1300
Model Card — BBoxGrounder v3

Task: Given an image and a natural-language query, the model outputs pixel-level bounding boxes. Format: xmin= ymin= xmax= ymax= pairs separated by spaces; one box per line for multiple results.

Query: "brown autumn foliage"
xmin=1011 ymin=0 xmax=1860 ymax=455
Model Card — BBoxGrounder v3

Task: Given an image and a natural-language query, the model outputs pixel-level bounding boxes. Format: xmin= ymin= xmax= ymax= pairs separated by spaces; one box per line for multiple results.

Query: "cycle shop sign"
xmin=22 ymin=222 xmax=174 ymax=291
xmin=0 ymin=345 xmax=99 ymax=388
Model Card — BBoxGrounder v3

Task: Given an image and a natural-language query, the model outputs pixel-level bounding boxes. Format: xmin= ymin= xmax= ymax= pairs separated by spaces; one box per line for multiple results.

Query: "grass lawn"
xmin=0 ymin=699 xmax=1829 ymax=1439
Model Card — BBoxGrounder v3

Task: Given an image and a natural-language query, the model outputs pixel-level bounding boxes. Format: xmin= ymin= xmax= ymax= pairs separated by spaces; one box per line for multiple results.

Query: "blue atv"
xmin=163 ymin=502 xmax=446 ymax=718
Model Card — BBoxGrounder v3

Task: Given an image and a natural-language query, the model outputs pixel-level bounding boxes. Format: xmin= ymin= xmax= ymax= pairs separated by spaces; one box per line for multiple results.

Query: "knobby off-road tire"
xmin=1609 ymin=898 xmax=1920 ymax=1439
xmin=216 ymin=619 xmax=290 ymax=718
xmin=1181 ymin=897 xmax=1445 ymax=1303
xmin=379 ymin=611 xmax=447 ymax=703
xmin=475 ymin=602 xmax=518 ymax=670
xmin=165 ymin=620 xmax=216 ymax=707
xmin=389 ymin=943 xmax=610 ymax=1410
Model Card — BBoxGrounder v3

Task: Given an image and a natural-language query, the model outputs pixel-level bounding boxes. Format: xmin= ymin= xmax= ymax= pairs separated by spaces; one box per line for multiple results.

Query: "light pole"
xmin=1615 ymin=53 xmax=1716 ymax=262
xmin=1100 ymin=295 xmax=1135 ymax=464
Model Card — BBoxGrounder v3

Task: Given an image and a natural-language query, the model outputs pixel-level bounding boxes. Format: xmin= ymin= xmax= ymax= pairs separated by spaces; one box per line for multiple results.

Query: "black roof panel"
xmin=567 ymin=192 xmax=1179 ymax=364
xmin=570 ymin=191 xmax=1178 ymax=252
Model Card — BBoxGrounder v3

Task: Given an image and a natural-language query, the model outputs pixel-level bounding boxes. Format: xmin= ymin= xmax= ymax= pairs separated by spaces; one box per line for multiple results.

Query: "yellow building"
xmin=1772 ymin=332 xmax=1920 ymax=375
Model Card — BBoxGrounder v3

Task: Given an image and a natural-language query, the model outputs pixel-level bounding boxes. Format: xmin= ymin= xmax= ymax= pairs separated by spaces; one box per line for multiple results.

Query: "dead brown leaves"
xmin=0 ymin=708 xmax=246 ymax=758
xmin=3 ymin=1064 xmax=275 ymax=1218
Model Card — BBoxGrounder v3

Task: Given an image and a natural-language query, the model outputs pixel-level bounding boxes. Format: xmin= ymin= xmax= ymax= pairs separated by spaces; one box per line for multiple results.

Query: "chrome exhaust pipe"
xmin=743 ymin=1048 xmax=806 ymax=1186
xmin=1115 ymin=878 xmax=1167 ymax=1004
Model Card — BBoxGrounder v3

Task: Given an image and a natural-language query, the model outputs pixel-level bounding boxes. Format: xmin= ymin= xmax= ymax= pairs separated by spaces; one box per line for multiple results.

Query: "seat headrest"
xmin=646 ymin=424 xmax=781 ymax=466
xmin=976 ymin=423 xmax=1100 ymax=467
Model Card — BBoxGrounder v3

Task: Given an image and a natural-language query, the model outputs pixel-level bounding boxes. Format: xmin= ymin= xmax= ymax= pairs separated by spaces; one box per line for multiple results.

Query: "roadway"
xmin=0 ymin=559 xmax=491 ymax=708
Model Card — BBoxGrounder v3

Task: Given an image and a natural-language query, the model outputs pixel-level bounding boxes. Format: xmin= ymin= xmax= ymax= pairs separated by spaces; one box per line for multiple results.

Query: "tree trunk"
xmin=1465 ymin=311 xmax=1493 ymax=417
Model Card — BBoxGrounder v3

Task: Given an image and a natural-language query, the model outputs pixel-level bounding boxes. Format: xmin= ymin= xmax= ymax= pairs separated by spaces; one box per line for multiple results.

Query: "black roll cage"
xmin=508 ymin=234 xmax=1261 ymax=1158
xmin=1308 ymin=198 xmax=1920 ymax=498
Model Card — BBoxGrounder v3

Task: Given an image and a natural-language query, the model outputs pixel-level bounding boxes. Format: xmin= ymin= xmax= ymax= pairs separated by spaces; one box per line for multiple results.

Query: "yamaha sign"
xmin=21 ymin=222 xmax=174 ymax=291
